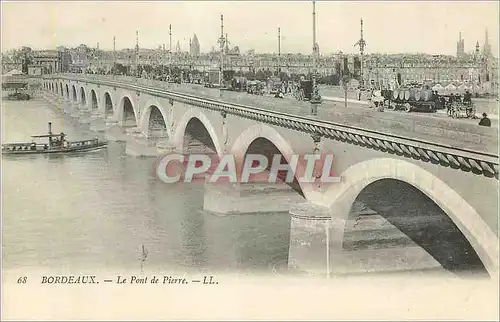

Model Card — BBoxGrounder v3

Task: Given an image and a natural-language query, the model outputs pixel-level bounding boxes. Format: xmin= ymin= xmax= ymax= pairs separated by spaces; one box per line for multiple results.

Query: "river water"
xmin=2 ymin=97 xmax=291 ymax=276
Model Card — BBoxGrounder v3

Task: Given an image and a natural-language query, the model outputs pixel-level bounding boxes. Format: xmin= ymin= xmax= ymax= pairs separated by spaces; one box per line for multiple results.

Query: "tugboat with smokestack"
xmin=2 ymin=122 xmax=108 ymax=155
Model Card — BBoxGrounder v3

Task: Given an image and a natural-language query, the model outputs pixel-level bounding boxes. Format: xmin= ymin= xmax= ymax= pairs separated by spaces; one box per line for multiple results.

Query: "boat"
xmin=5 ymin=90 xmax=31 ymax=100
xmin=2 ymin=82 xmax=32 ymax=100
xmin=2 ymin=122 xmax=108 ymax=155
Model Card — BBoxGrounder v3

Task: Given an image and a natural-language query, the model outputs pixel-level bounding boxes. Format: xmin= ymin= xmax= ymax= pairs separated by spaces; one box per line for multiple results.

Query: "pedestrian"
xmin=478 ymin=113 xmax=491 ymax=127
xmin=357 ymin=87 xmax=361 ymax=100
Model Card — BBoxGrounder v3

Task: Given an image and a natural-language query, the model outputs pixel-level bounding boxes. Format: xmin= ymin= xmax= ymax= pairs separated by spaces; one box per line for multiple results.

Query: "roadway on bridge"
xmin=161 ymin=82 xmax=498 ymax=155
xmin=52 ymin=75 xmax=499 ymax=155
xmin=318 ymin=85 xmax=500 ymax=117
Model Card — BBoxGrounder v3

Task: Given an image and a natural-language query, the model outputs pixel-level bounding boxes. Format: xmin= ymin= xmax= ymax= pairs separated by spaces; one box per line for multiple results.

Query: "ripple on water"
xmin=2 ymin=98 xmax=292 ymax=275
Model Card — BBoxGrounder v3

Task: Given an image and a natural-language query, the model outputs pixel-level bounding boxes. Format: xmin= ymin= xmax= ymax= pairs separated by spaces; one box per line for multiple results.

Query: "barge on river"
xmin=2 ymin=122 xmax=107 ymax=155
xmin=2 ymin=73 xmax=33 ymax=100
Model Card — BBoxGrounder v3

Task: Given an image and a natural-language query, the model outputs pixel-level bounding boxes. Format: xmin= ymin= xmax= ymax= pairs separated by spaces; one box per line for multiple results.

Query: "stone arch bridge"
xmin=43 ymin=74 xmax=499 ymax=278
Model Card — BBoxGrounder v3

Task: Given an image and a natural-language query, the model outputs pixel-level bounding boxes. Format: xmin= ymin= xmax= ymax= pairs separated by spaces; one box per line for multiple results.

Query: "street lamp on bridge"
xmin=113 ymin=36 xmax=116 ymax=78
xmin=310 ymin=0 xmax=322 ymax=114
xmin=218 ymin=14 xmax=226 ymax=95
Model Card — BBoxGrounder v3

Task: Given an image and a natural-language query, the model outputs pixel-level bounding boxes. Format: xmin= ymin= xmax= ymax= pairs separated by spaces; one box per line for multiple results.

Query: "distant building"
xmin=1 ymin=50 xmax=23 ymax=74
xmin=27 ymin=66 xmax=43 ymax=76
xmin=57 ymin=46 xmax=72 ymax=72
xmin=190 ymin=34 xmax=200 ymax=56
xmin=29 ymin=50 xmax=61 ymax=74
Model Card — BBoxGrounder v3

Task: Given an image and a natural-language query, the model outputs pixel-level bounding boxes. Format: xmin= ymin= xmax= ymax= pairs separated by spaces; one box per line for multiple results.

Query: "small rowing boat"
xmin=2 ymin=122 xmax=107 ymax=155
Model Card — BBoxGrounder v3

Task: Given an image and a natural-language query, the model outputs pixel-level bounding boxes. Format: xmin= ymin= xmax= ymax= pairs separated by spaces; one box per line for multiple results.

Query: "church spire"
xmin=483 ymin=27 xmax=492 ymax=57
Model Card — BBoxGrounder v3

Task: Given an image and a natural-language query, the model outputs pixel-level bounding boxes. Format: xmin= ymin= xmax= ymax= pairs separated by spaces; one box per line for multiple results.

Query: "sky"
xmin=1 ymin=1 xmax=499 ymax=56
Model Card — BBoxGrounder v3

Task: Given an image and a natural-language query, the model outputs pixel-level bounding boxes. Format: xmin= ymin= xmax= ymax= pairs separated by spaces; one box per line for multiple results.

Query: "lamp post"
xmin=113 ymin=36 xmax=116 ymax=78
xmin=310 ymin=0 xmax=322 ymax=114
xmin=96 ymin=42 xmax=100 ymax=74
xmin=278 ymin=27 xmax=281 ymax=75
xmin=135 ymin=30 xmax=139 ymax=78
xmin=218 ymin=14 xmax=226 ymax=95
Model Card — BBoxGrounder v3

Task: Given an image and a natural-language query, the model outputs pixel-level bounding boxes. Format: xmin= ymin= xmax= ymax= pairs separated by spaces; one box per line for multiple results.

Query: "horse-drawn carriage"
xmin=246 ymin=80 xmax=264 ymax=95
xmin=369 ymin=91 xmax=386 ymax=111
xmin=381 ymin=87 xmax=441 ymax=113
xmin=443 ymin=94 xmax=476 ymax=119
xmin=294 ymin=80 xmax=313 ymax=101
xmin=369 ymin=85 xmax=476 ymax=118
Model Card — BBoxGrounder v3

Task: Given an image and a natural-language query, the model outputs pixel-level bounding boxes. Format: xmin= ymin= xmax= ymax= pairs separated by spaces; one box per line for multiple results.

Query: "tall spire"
xmin=483 ymin=27 xmax=492 ymax=57
xmin=169 ymin=24 xmax=172 ymax=53
xmin=135 ymin=30 xmax=139 ymax=53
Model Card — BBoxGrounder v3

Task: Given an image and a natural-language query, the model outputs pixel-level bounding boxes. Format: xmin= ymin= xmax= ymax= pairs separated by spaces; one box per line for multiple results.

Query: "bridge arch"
xmin=322 ymin=157 xmax=499 ymax=276
xmin=230 ymin=124 xmax=312 ymax=199
xmin=117 ymin=94 xmax=138 ymax=126
xmin=80 ymin=87 xmax=87 ymax=108
xmin=90 ymin=89 xmax=99 ymax=110
xmin=102 ymin=92 xmax=114 ymax=118
xmin=65 ymin=84 xmax=70 ymax=98
xmin=71 ymin=85 xmax=78 ymax=102
xmin=59 ymin=83 xmax=63 ymax=96
xmin=173 ymin=109 xmax=223 ymax=157
xmin=139 ymin=99 xmax=172 ymax=138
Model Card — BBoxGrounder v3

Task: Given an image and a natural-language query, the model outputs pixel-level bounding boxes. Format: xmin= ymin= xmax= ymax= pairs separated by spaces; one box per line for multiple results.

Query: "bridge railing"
xmin=46 ymin=73 xmax=499 ymax=177
xmin=55 ymin=73 xmax=226 ymax=101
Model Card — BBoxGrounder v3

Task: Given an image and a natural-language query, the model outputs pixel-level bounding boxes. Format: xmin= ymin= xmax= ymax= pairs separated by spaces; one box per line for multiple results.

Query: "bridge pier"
xmin=88 ymin=110 xmax=106 ymax=132
xmin=62 ymin=98 xmax=74 ymax=112
xmin=203 ymin=183 xmax=305 ymax=215
xmin=105 ymin=124 xmax=127 ymax=142
xmin=44 ymin=91 xmax=57 ymax=106
xmin=288 ymin=201 xmax=444 ymax=276
xmin=69 ymin=104 xmax=83 ymax=118
xmin=45 ymin=92 xmax=67 ymax=112
xmin=156 ymin=139 xmax=178 ymax=155
xmin=104 ymin=114 xmax=119 ymax=126
xmin=125 ymin=132 xmax=168 ymax=157
xmin=288 ymin=203 xmax=342 ymax=276
xmin=90 ymin=116 xmax=106 ymax=132
xmin=77 ymin=109 xmax=92 ymax=125
xmin=58 ymin=96 xmax=76 ymax=115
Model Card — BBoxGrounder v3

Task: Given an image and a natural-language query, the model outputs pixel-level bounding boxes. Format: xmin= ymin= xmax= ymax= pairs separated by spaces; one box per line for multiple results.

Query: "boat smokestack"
xmin=48 ymin=122 xmax=52 ymax=135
